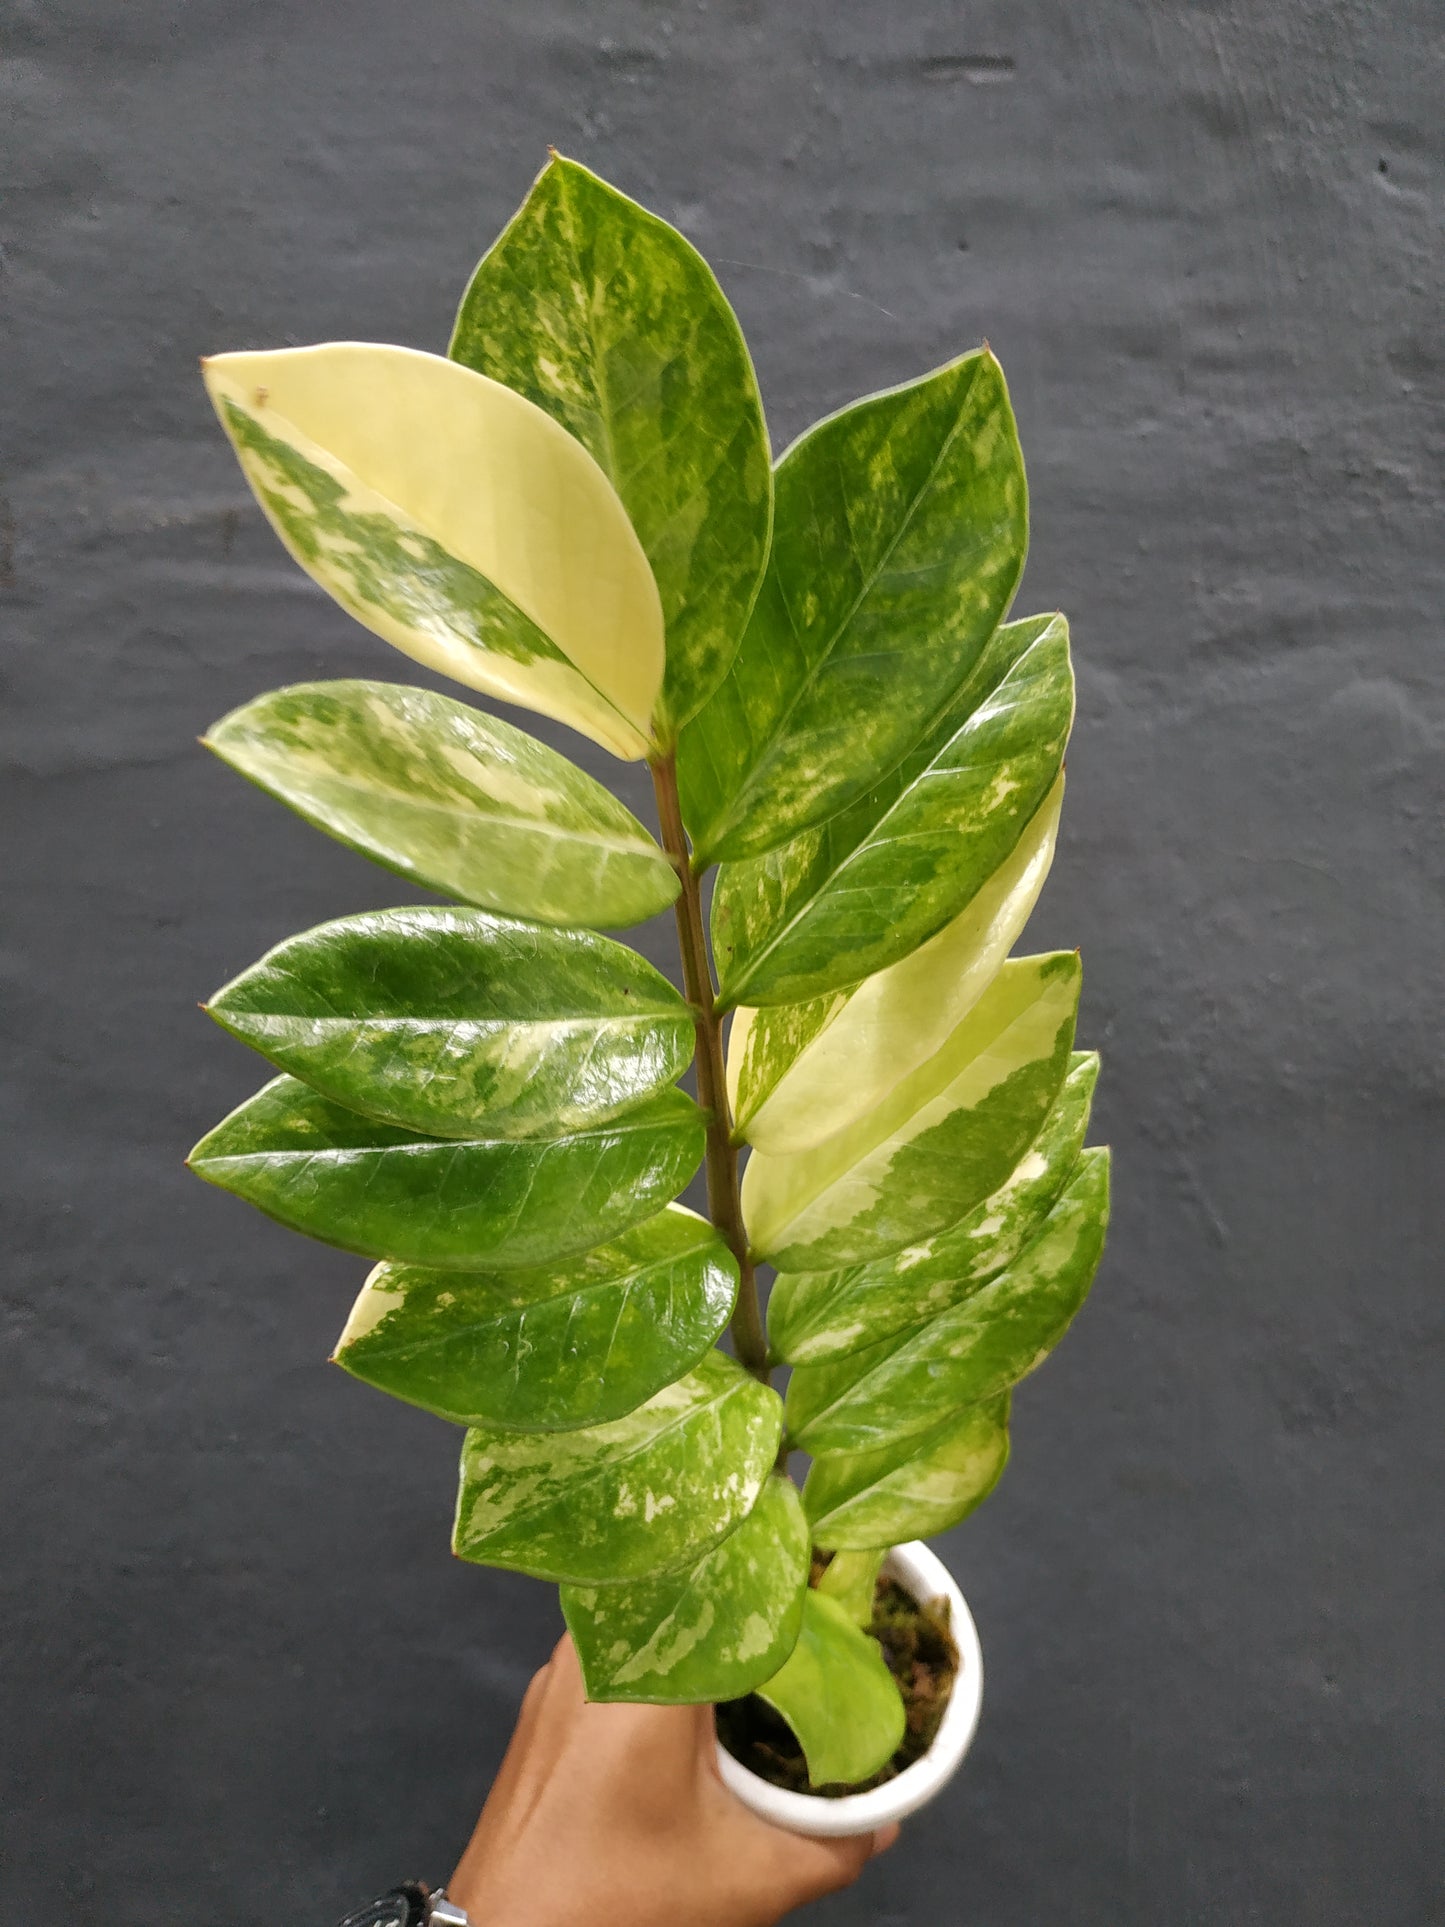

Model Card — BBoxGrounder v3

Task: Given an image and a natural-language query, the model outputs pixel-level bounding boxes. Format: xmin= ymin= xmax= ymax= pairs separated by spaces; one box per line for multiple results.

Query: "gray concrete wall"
xmin=4 ymin=3 xmax=1441 ymax=1919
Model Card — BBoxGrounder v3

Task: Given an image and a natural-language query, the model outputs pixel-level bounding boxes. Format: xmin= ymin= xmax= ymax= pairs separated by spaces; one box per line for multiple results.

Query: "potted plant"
xmin=188 ymin=155 xmax=1110 ymax=1835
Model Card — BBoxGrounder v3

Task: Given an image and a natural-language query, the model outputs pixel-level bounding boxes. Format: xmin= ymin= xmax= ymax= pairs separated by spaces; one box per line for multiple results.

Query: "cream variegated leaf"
xmin=206 ymin=906 xmax=694 ymax=1141
xmin=204 ymin=681 xmax=678 ymax=929
xmin=679 ymin=349 xmax=1027 ymax=862
xmin=203 ymin=344 xmax=664 ymax=757
xmin=188 ymin=1075 xmax=705 ymax=1271
xmin=768 ymin=1054 xmax=1099 ymax=1365
xmin=785 ymin=1148 xmax=1112 ymax=1454
xmin=335 ymin=1207 xmax=737 ymax=1433
xmin=728 ymin=777 xmax=1063 ymax=1153
xmin=804 ymin=1398 xmax=1011 ymax=1550
xmin=712 ymin=614 xmax=1074 ymax=1009
xmin=742 ymin=953 xmax=1081 ymax=1271
xmin=451 ymin=155 xmax=772 ymax=738
xmin=561 ymin=1475 xmax=809 ymax=1702
xmin=452 ymin=1351 xmax=783 ymax=1584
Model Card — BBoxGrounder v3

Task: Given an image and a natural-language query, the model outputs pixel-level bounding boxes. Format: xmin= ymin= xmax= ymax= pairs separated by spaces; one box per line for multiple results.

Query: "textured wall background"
xmin=4 ymin=2 xmax=1442 ymax=1920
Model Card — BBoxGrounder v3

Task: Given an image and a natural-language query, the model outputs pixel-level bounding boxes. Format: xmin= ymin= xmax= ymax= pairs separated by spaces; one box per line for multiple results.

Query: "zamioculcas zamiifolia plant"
xmin=189 ymin=155 xmax=1110 ymax=1791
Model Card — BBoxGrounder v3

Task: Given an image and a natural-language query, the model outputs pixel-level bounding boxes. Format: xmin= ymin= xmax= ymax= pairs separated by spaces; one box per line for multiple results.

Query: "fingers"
xmin=545 ymin=1630 xmax=587 ymax=1706
xmin=458 ymin=1632 xmax=903 ymax=1927
xmin=783 ymin=1833 xmax=874 ymax=1903
xmin=469 ymin=1634 xmax=582 ymax=1854
xmin=505 ymin=1637 xmax=584 ymax=1806
xmin=763 ymin=1818 xmax=903 ymax=1910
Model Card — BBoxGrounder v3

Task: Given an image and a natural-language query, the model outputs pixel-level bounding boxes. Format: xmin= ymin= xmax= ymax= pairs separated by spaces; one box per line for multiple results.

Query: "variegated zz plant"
xmin=189 ymin=157 xmax=1110 ymax=1787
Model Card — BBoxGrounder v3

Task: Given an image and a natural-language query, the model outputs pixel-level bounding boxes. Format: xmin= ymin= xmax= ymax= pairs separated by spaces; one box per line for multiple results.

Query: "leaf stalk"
xmin=651 ymin=752 xmax=770 ymax=1385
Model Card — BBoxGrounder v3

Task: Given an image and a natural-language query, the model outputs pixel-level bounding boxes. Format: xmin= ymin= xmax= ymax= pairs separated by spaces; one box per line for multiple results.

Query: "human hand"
xmin=447 ymin=1634 xmax=899 ymax=1927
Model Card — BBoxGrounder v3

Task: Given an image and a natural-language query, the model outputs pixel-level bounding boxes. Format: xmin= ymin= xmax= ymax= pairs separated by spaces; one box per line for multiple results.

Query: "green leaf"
xmin=560 ymin=1474 xmax=809 ymax=1703
xmin=712 ymin=613 xmax=1074 ymax=1008
xmin=814 ymin=1547 xmax=887 ymax=1625
xmin=803 ymin=1398 xmax=1011 ymax=1550
xmin=786 ymin=1148 xmax=1111 ymax=1454
xmin=202 ymin=344 xmax=663 ymax=758
xmin=752 ymin=1590 xmax=905 ymax=1787
xmin=742 ymin=953 xmax=1081 ymax=1271
xmin=728 ymin=776 xmax=1064 ymax=1153
xmin=768 ymin=1053 xmax=1099 ymax=1365
xmin=678 ymin=348 xmax=1027 ymax=863
xmin=188 ymin=1075 xmax=705 ymax=1270
xmin=204 ymin=681 xmax=678 ymax=929
xmin=451 ymin=154 xmax=772 ymax=738
xmin=207 ymin=906 xmax=694 ymax=1141
xmin=334 ymin=1206 xmax=737 ymax=1433
xmin=452 ymin=1350 xmax=783 ymax=1584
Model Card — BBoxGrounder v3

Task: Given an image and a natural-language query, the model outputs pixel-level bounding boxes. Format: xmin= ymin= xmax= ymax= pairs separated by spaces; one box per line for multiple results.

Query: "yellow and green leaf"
xmin=804 ymin=1399 xmax=1011 ymax=1551
xmin=334 ymin=1207 xmax=737 ymax=1433
xmin=768 ymin=1054 xmax=1098 ymax=1365
xmin=711 ymin=614 xmax=1074 ymax=1008
xmin=202 ymin=344 xmax=664 ymax=757
xmin=743 ymin=953 xmax=1081 ymax=1271
xmin=452 ymin=1351 xmax=782 ymax=1584
xmin=205 ymin=681 xmax=678 ymax=929
xmin=678 ymin=349 xmax=1027 ymax=863
xmin=187 ymin=1075 xmax=704 ymax=1270
xmin=786 ymin=1149 xmax=1111 ymax=1454
xmin=207 ymin=906 xmax=694 ymax=1141
xmin=451 ymin=154 xmax=772 ymax=738
xmin=561 ymin=1474 xmax=809 ymax=1703
xmin=728 ymin=776 xmax=1063 ymax=1152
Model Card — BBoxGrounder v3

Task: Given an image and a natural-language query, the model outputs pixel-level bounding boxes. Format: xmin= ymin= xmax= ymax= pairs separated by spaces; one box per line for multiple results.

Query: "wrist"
xmin=428 ymin=1893 xmax=473 ymax=1925
xmin=334 ymin=1882 xmax=472 ymax=1926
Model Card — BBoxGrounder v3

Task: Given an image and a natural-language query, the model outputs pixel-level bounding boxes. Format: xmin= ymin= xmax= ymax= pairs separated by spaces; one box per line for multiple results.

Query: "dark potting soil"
xmin=714 ymin=1574 xmax=960 ymax=1798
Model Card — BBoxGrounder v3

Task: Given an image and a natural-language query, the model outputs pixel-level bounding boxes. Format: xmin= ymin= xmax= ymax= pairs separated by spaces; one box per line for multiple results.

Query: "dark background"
xmin=4 ymin=2 xmax=1442 ymax=1920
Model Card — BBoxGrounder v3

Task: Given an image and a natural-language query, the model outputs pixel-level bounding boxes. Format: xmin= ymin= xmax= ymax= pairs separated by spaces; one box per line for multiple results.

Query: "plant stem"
xmin=816 ymin=1548 xmax=887 ymax=1626
xmin=650 ymin=751 xmax=770 ymax=1385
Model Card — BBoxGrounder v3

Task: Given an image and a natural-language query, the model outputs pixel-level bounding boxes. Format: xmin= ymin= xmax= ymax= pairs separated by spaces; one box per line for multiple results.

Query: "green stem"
xmin=816 ymin=1548 xmax=887 ymax=1627
xmin=651 ymin=752 xmax=770 ymax=1386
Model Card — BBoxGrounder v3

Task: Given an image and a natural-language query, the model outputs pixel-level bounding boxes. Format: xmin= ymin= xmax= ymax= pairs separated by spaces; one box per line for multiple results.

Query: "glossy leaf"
xmin=743 ymin=953 xmax=1081 ymax=1271
xmin=768 ymin=1053 xmax=1099 ymax=1365
xmin=712 ymin=614 xmax=1074 ymax=1008
xmin=752 ymin=1590 xmax=905 ymax=1787
xmin=728 ymin=777 xmax=1063 ymax=1152
xmin=334 ymin=1207 xmax=736 ymax=1432
xmin=452 ymin=1351 xmax=783 ymax=1584
xmin=188 ymin=1075 xmax=704 ymax=1270
xmin=207 ymin=906 xmax=694 ymax=1141
xmin=202 ymin=344 xmax=663 ymax=757
xmin=814 ymin=1547 xmax=886 ymax=1625
xmin=804 ymin=1399 xmax=1011 ymax=1550
xmin=204 ymin=681 xmax=678 ymax=929
xmin=561 ymin=1475 xmax=809 ymax=1703
xmin=786 ymin=1148 xmax=1111 ymax=1454
xmin=678 ymin=348 xmax=1027 ymax=863
xmin=451 ymin=154 xmax=771 ymax=738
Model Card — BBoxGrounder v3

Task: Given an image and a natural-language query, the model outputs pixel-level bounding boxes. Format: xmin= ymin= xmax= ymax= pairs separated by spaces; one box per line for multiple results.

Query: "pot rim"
xmin=714 ymin=1539 xmax=984 ymax=1839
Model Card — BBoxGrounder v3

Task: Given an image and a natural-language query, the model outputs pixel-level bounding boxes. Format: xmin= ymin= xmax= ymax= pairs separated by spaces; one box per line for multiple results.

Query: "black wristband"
xmin=336 ymin=1881 xmax=431 ymax=1927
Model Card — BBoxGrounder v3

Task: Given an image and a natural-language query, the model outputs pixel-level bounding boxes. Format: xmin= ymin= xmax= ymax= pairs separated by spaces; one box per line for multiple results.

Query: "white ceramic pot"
xmin=715 ymin=1541 xmax=984 ymax=1839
